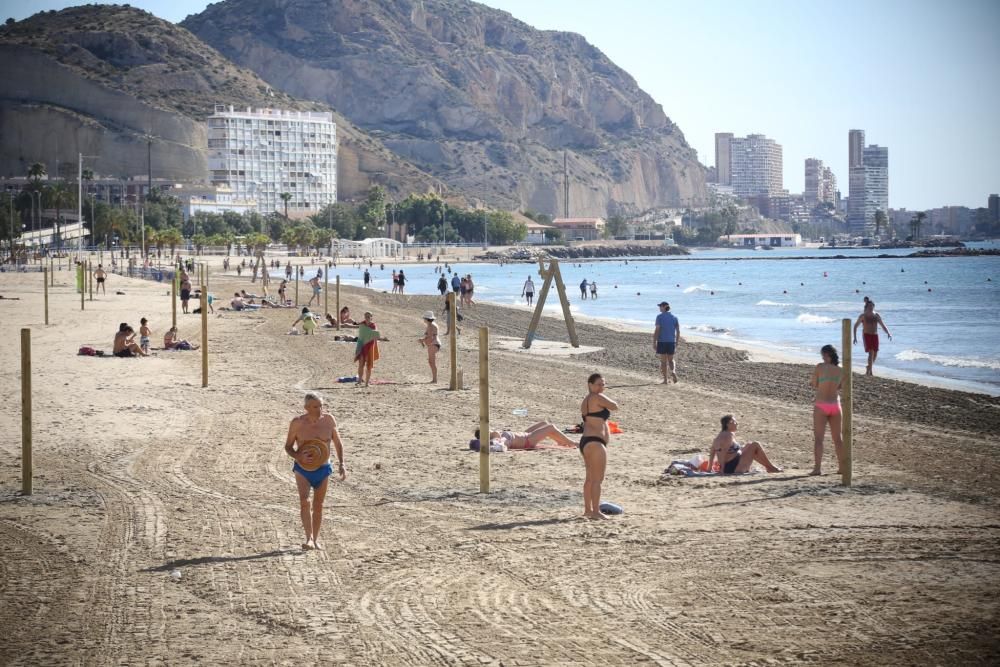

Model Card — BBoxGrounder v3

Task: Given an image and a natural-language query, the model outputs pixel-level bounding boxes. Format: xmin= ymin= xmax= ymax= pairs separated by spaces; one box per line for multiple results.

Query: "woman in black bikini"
xmin=579 ymin=373 xmax=619 ymax=519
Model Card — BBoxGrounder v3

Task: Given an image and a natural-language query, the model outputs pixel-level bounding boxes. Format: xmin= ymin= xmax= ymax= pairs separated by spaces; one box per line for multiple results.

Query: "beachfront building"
xmin=175 ymin=185 xmax=258 ymax=222
xmin=207 ymin=106 xmax=337 ymax=219
xmin=525 ymin=220 xmax=556 ymax=244
xmin=717 ymin=232 xmax=802 ymax=248
xmin=333 ymin=237 xmax=401 ymax=259
xmin=990 ymin=194 xmax=999 ymax=223
xmin=727 ymin=134 xmax=783 ymax=198
xmin=551 ymin=217 xmax=606 ymax=241
xmin=847 ymin=129 xmax=889 ymax=236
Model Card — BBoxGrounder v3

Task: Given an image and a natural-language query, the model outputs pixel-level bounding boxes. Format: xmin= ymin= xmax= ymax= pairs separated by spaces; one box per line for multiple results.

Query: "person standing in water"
xmin=653 ymin=301 xmax=681 ymax=383
xmin=589 ymin=280 xmax=597 ymax=299
xmin=853 ymin=300 xmax=892 ymax=376
xmin=284 ymin=393 xmax=346 ymax=550
xmin=579 ymin=278 xmax=588 ymax=300
xmin=578 ymin=373 xmax=619 ymax=519
xmin=363 ymin=268 xmax=371 ymax=288
xmin=810 ymin=344 xmax=844 ymax=476
xmin=522 ymin=275 xmax=535 ymax=306
xmin=419 ymin=310 xmax=441 ymax=383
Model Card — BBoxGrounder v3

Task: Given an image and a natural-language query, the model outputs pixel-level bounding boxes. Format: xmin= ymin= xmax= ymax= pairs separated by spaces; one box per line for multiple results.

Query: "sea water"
xmin=309 ymin=242 xmax=1000 ymax=395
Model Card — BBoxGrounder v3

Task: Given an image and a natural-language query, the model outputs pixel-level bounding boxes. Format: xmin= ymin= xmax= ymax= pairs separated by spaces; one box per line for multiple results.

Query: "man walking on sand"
xmin=284 ymin=393 xmax=346 ymax=551
xmin=522 ymin=275 xmax=535 ymax=306
xmin=853 ymin=299 xmax=892 ymax=376
xmin=94 ymin=264 xmax=107 ymax=295
xmin=307 ymin=272 xmax=321 ymax=306
xmin=653 ymin=301 xmax=681 ymax=383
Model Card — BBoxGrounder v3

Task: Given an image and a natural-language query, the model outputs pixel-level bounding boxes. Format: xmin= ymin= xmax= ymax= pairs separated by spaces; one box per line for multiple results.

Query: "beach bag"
xmin=78 ymin=346 xmax=96 ymax=356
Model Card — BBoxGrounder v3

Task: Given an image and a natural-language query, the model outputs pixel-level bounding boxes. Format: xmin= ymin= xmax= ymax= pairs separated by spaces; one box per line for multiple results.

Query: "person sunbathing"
xmin=163 ymin=326 xmax=199 ymax=350
xmin=473 ymin=421 xmax=577 ymax=450
xmin=339 ymin=306 xmax=359 ymax=326
xmin=709 ymin=415 xmax=782 ymax=474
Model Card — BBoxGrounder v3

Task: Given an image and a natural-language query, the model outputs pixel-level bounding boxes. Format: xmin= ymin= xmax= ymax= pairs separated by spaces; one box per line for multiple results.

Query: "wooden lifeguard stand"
xmin=522 ymin=257 xmax=579 ymax=349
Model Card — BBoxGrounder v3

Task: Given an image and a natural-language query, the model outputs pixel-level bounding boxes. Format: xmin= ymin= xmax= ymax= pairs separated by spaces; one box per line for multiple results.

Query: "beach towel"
xmin=354 ymin=322 xmax=381 ymax=364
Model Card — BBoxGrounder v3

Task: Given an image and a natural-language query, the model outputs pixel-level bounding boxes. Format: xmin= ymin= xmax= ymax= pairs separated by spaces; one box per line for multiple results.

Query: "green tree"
xmin=158 ymin=227 xmax=183 ymax=255
xmin=358 ymin=186 xmax=387 ymax=234
xmin=191 ymin=233 xmax=208 ymax=255
xmin=874 ymin=210 xmax=887 ymax=240
xmin=910 ymin=211 xmax=926 ymax=241
xmin=282 ymin=223 xmax=316 ymax=252
xmin=27 ymin=162 xmax=46 ymax=185
xmin=314 ymin=228 xmax=334 ymax=255
xmin=485 ymin=210 xmax=527 ymax=245
xmin=605 ymin=215 xmax=628 ymax=239
xmin=244 ymin=232 xmax=270 ymax=254
xmin=280 ymin=192 xmax=292 ymax=220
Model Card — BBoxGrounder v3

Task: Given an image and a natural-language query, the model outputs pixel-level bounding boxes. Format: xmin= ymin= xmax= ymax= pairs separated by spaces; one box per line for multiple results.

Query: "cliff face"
xmin=0 ymin=5 xmax=434 ymax=199
xmin=182 ymin=0 xmax=706 ymax=215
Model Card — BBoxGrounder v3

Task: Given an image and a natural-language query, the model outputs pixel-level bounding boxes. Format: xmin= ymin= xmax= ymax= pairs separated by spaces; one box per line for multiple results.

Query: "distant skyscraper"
xmin=989 ymin=194 xmax=999 ymax=223
xmin=715 ymin=133 xmax=733 ymax=186
xmin=846 ymin=129 xmax=888 ymax=236
xmin=728 ymin=134 xmax=783 ymax=198
xmin=805 ymin=158 xmax=837 ymax=206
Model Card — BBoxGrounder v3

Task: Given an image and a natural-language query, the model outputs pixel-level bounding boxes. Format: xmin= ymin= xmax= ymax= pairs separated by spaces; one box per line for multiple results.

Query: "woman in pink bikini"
xmin=810 ymin=344 xmax=844 ymax=476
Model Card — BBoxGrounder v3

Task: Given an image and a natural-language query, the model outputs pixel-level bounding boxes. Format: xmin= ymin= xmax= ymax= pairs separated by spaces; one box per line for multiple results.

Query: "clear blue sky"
xmin=3 ymin=0 xmax=998 ymax=210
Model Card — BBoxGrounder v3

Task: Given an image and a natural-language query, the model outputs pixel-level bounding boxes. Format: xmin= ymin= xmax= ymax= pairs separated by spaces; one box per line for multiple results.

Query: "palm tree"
xmin=27 ymin=162 xmax=46 ymax=184
xmin=46 ymin=182 xmax=73 ymax=251
xmin=158 ymin=227 xmax=183 ymax=256
xmin=280 ymin=192 xmax=292 ymax=220
xmin=910 ymin=211 xmax=927 ymax=241
xmin=873 ymin=210 xmax=887 ymax=241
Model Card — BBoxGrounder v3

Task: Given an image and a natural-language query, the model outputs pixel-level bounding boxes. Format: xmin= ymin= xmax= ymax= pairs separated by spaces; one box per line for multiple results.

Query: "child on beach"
xmin=139 ymin=317 xmax=152 ymax=355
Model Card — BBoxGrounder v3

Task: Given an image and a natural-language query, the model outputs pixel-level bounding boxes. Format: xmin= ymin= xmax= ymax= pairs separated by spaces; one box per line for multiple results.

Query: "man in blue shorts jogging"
xmin=653 ymin=301 xmax=681 ymax=383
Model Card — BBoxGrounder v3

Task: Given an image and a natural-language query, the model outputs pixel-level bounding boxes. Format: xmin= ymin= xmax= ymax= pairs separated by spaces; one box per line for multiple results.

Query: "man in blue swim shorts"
xmin=284 ymin=393 xmax=347 ymax=550
xmin=653 ymin=301 xmax=681 ymax=384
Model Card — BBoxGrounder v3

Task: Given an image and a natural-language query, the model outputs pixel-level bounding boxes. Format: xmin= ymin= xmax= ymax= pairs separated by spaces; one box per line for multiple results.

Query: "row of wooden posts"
xmin=17 ymin=259 xmax=852 ymax=497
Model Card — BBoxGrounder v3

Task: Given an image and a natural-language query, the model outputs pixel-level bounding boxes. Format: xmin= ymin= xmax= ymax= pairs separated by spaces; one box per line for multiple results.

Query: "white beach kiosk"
xmin=333 ymin=237 xmax=402 ymax=259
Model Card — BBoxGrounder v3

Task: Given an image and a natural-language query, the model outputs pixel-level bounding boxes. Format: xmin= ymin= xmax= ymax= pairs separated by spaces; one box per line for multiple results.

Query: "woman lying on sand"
xmin=473 ymin=421 xmax=577 ymax=450
xmin=709 ymin=415 xmax=782 ymax=474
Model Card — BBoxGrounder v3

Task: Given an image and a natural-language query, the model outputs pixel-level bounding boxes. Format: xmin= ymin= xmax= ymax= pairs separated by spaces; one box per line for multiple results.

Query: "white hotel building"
xmin=207 ymin=106 xmax=337 ymax=218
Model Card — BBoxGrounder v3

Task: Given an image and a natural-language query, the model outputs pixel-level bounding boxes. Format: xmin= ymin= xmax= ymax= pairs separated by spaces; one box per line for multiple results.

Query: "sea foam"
xmin=895 ymin=349 xmax=1000 ymax=370
xmin=796 ymin=313 xmax=835 ymax=324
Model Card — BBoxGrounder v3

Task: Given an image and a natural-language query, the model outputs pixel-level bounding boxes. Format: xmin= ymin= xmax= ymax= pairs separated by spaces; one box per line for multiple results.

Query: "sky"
xmin=2 ymin=0 xmax=998 ymax=210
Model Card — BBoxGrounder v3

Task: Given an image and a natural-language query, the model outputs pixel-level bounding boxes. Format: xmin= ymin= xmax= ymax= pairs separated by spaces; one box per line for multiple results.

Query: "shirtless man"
xmin=709 ymin=415 xmax=781 ymax=474
xmin=307 ymin=273 xmax=322 ymax=306
xmin=284 ymin=393 xmax=346 ymax=550
xmin=113 ymin=325 xmax=147 ymax=357
xmin=94 ymin=264 xmax=107 ymax=295
xmin=853 ymin=300 xmax=892 ymax=375
xmin=180 ymin=272 xmax=193 ymax=314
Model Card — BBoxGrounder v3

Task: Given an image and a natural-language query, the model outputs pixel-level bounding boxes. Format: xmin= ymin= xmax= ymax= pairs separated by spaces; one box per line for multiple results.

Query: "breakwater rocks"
xmin=477 ymin=245 xmax=690 ymax=262
xmin=876 ymin=239 xmax=965 ymax=250
xmin=909 ymin=248 xmax=1000 ymax=258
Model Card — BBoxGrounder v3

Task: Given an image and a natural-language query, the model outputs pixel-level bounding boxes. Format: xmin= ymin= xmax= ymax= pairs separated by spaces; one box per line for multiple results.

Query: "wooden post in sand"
xmin=43 ymin=268 xmax=49 ymax=325
xmin=448 ymin=292 xmax=458 ymax=390
xmin=335 ymin=276 xmax=341 ymax=330
xmin=171 ymin=270 xmax=177 ymax=329
xmin=88 ymin=260 xmax=93 ymax=301
xmin=21 ymin=328 xmax=32 ymax=495
xmin=80 ymin=264 xmax=85 ymax=311
xmin=841 ymin=319 xmax=853 ymax=487
xmin=49 ymin=257 xmax=54 ymax=286
xmin=295 ymin=268 xmax=299 ymax=306
xmin=324 ymin=269 xmax=329 ymax=319
xmin=201 ymin=286 xmax=208 ymax=388
xmin=479 ymin=327 xmax=490 ymax=493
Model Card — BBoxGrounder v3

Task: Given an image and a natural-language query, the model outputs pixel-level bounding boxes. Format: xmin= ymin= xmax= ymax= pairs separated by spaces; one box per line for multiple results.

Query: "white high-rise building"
xmin=729 ymin=134 xmax=783 ymax=198
xmin=846 ymin=129 xmax=889 ymax=236
xmin=804 ymin=158 xmax=838 ymax=206
xmin=207 ymin=106 xmax=337 ymax=218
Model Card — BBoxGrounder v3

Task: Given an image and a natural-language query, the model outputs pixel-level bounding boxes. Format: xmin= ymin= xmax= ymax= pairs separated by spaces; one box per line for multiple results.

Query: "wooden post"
xmin=324 ymin=268 xmax=329 ymax=320
xmin=88 ymin=260 xmax=93 ymax=301
xmin=80 ymin=264 xmax=85 ymax=311
xmin=841 ymin=319 xmax=853 ymax=487
xmin=201 ymin=286 xmax=208 ymax=388
xmin=171 ymin=270 xmax=177 ymax=329
xmin=448 ymin=292 xmax=459 ymax=390
xmin=295 ymin=267 xmax=299 ymax=306
xmin=479 ymin=327 xmax=490 ymax=493
xmin=203 ymin=262 xmax=209 ymax=291
xmin=550 ymin=259 xmax=579 ymax=347
xmin=49 ymin=257 xmax=54 ymax=286
xmin=335 ymin=275 xmax=341 ymax=330
xmin=21 ymin=328 xmax=32 ymax=495
xmin=43 ymin=268 xmax=49 ymax=325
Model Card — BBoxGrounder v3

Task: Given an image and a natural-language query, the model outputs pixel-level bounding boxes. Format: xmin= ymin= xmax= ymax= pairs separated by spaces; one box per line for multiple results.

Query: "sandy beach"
xmin=1 ymin=260 xmax=998 ymax=666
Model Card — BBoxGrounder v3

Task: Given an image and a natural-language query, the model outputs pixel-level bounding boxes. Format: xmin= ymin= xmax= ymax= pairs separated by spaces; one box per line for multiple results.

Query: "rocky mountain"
xmin=0 ymin=5 xmax=434 ymax=199
xmin=182 ymin=0 xmax=706 ymax=215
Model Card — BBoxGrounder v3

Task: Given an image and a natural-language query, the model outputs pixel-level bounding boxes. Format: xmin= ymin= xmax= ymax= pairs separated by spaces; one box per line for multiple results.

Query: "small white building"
xmin=334 ymin=237 xmax=402 ymax=258
xmin=525 ymin=221 xmax=555 ymax=244
xmin=176 ymin=185 xmax=258 ymax=222
xmin=718 ymin=233 xmax=802 ymax=247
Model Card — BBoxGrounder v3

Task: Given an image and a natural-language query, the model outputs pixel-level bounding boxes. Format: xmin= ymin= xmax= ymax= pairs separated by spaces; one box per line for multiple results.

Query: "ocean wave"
xmin=683 ymin=284 xmax=713 ymax=294
xmin=686 ymin=324 xmax=731 ymax=335
xmin=796 ymin=313 xmax=835 ymax=324
xmin=756 ymin=300 xmax=789 ymax=306
xmin=895 ymin=349 xmax=1000 ymax=370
